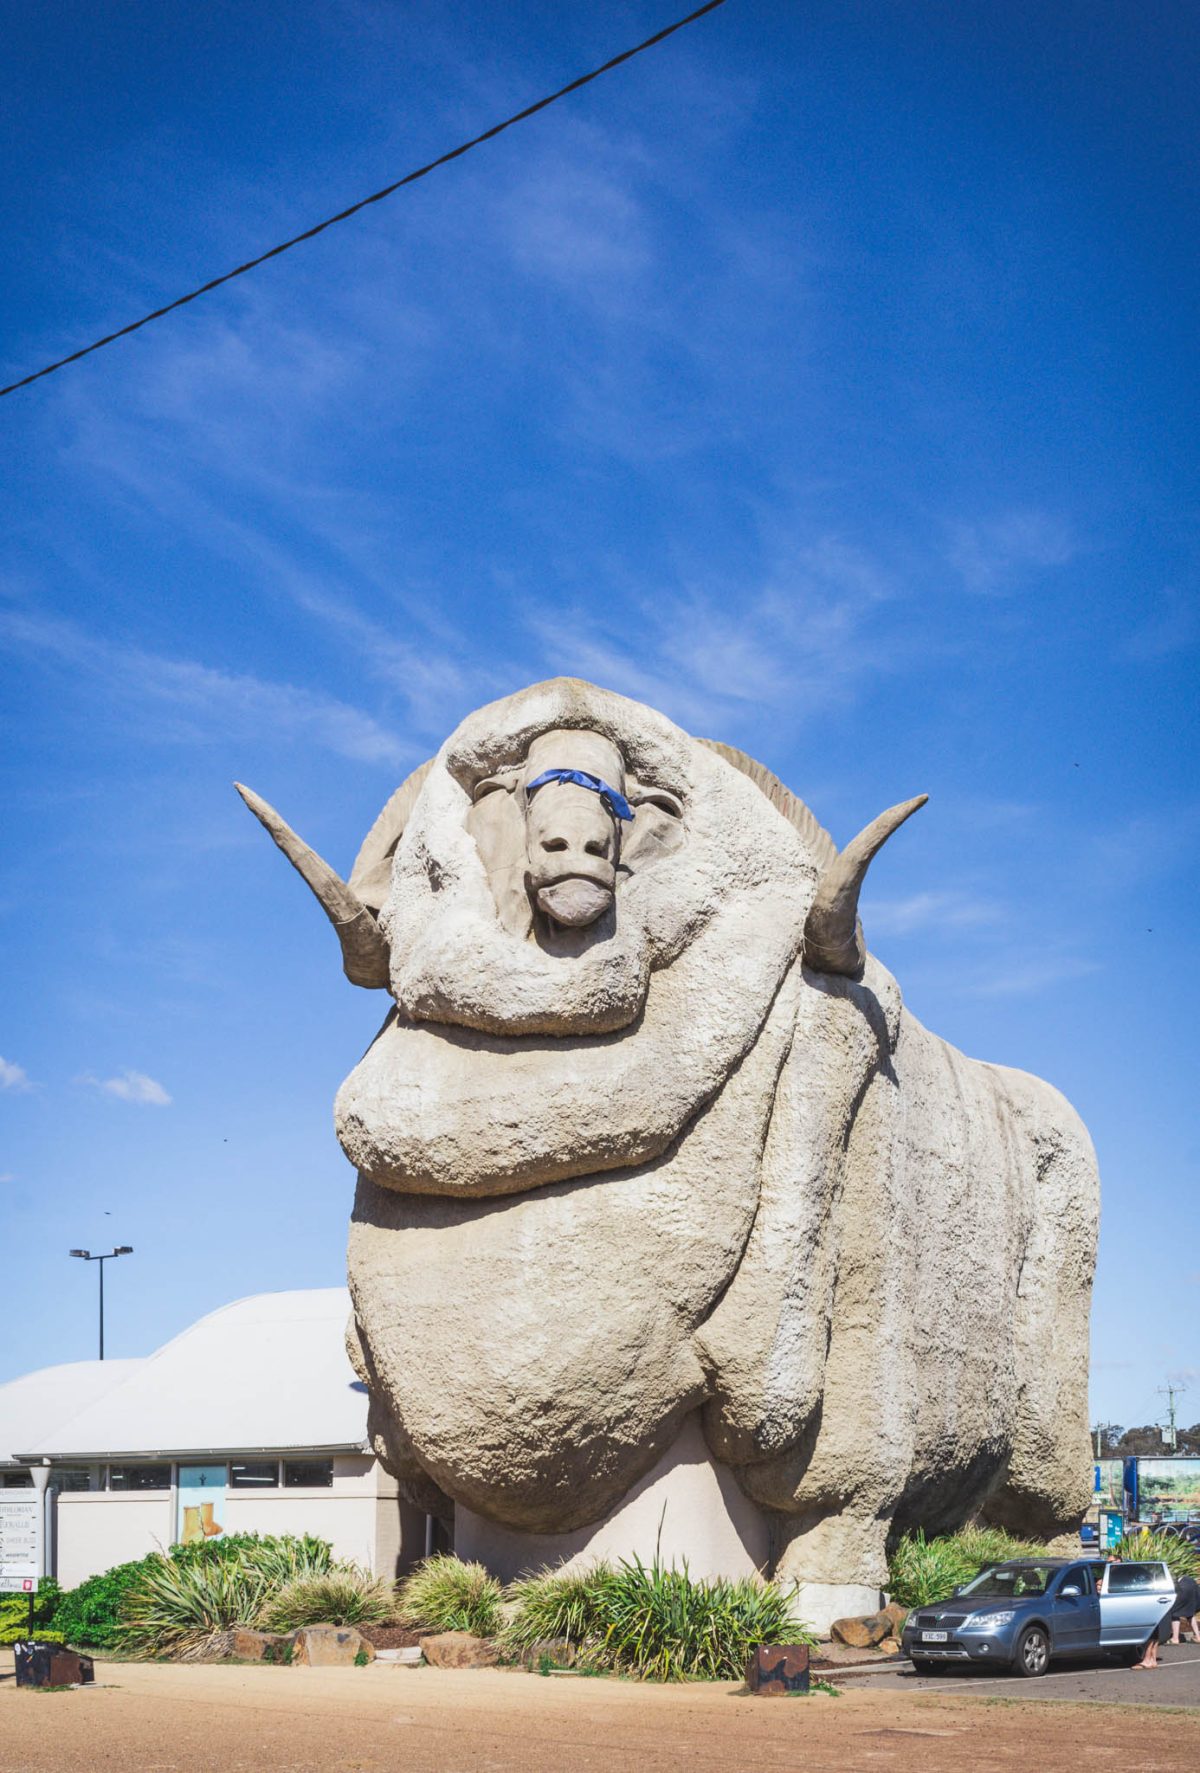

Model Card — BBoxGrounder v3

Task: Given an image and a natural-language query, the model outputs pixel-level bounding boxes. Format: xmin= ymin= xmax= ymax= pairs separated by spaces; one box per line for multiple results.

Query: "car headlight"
xmin=961 ymin=1610 xmax=1017 ymax=1631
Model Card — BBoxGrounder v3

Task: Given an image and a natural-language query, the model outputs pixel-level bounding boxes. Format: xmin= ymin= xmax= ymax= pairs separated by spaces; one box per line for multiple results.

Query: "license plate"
xmin=921 ymin=1631 xmax=948 ymax=1642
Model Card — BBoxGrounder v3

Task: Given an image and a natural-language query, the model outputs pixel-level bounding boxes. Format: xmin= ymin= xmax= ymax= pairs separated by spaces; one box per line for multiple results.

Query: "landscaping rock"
xmin=180 ymin=1630 xmax=238 ymax=1663
xmin=831 ymin=1611 xmax=892 ymax=1649
xmin=292 ymin=1625 xmax=374 ymax=1667
xmin=232 ymin=1628 xmax=294 ymax=1663
xmin=522 ymin=1637 xmax=576 ymax=1670
xmin=882 ymin=1602 xmax=908 ymax=1633
xmin=878 ymin=1636 xmax=902 ymax=1656
xmin=419 ymin=1631 xmax=499 ymax=1669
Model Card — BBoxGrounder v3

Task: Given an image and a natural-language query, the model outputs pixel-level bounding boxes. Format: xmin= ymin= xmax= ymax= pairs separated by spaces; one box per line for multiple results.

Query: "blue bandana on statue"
xmin=525 ymin=768 xmax=635 ymax=823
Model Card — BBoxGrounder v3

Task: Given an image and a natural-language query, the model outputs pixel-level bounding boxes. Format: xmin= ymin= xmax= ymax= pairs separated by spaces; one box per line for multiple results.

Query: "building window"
xmin=1 ymin=1470 xmax=34 ymax=1488
xmin=53 ymin=1467 xmax=94 ymax=1493
xmin=108 ymin=1464 xmax=171 ymax=1491
xmin=283 ymin=1459 xmax=334 ymax=1488
xmin=229 ymin=1460 xmax=278 ymax=1489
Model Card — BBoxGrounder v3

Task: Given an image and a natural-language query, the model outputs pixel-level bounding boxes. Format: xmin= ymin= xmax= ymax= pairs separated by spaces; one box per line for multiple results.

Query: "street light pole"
xmin=68 ymin=1247 xmax=134 ymax=1359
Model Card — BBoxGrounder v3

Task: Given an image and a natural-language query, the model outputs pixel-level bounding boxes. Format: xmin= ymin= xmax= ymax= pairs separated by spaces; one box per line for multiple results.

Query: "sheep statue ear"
xmin=803 ymin=796 xmax=928 ymax=977
xmin=234 ymin=784 xmax=391 ymax=989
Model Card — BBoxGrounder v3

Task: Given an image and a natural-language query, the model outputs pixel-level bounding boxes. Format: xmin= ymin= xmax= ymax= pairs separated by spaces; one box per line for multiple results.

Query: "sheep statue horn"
xmin=234 ymin=783 xmax=391 ymax=989
xmin=803 ymin=795 xmax=928 ymax=978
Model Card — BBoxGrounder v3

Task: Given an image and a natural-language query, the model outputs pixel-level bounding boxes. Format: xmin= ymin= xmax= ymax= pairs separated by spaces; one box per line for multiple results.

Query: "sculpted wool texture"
xmin=238 ymin=678 xmax=1099 ymax=1592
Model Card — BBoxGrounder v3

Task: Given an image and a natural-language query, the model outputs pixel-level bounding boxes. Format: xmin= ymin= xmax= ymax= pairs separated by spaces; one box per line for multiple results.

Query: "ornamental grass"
xmin=885 ymin=1527 xmax=1049 ymax=1609
xmin=504 ymin=1554 xmax=813 ymax=1682
xmin=395 ymin=1553 xmax=505 ymax=1639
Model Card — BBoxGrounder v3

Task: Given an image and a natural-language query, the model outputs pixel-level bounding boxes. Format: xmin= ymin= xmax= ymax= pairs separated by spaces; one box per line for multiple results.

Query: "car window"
xmin=1060 ymin=1565 xmax=1092 ymax=1594
xmin=1106 ymin=1564 xmax=1166 ymax=1592
xmin=959 ymin=1562 xmax=1056 ymax=1598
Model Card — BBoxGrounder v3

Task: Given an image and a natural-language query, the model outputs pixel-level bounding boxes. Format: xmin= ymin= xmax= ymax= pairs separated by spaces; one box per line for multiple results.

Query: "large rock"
xmin=418 ymin=1632 xmax=499 ymax=1669
xmin=241 ymin=677 xmax=1100 ymax=1601
xmin=292 ymin=1625 xmax=374 ymax=1667
xmin=231 ymin=1628 xmax=294 ymax=1663
xmin=831 ymin=1612 xmax=892 ymax=1650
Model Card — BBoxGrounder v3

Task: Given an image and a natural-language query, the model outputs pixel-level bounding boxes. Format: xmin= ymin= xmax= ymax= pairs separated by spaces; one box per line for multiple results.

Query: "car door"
xmin=1099 ymin=1561 xmax=1175 ymax=1644
xmin=1053 ymin=1564 xmax=1101 ymax=1654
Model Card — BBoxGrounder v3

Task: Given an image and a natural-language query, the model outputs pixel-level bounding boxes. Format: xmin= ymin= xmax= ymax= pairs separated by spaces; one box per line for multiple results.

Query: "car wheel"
xmin=910 ymin=1657 xmax=934 ymax=1673
xmin=1013 ymin=1626 xmax=1050 ymax=1678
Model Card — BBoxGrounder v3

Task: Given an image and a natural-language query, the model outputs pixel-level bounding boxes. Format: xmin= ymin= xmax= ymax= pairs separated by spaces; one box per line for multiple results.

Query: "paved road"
xmin=847 ymin=1641 xmax=1200 ymax=1706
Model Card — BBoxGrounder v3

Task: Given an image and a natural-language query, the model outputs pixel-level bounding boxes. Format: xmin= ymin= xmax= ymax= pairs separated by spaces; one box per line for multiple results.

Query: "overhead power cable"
xmin=0 ymin=0 xmax=728 ymax=401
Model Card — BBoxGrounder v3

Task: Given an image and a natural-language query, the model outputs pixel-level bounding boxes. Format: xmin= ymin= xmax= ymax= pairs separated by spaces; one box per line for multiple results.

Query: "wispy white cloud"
xmin=971 ymin=953 xmax=1100 ymax=997
xmin=82 ymin=1069 xmax=172 ymax=1107
xmin=946 ymin=509 xmax=1078 ymax=594
xmin=500 ymin=158 xmax=651 ymax=295
xmin=0 ymin=603 xmax=408 ymax=767
xmin=864 ymin=889 xmax=1006 ymax=937
xmin=0 ymin=1172 xmax=13 ymax=1183
xmin=523 ymin=532 xmax=900 ymax=738
xmin=0 ymin=1057 xmax=33 ymax=1092
xmin=1122 ymin=587 xmax=1199 ymax=661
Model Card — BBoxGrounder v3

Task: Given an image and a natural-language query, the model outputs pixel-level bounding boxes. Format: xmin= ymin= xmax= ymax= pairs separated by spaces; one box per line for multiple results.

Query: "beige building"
xmin=0 ymin=1290 xmax=424 ymax=1588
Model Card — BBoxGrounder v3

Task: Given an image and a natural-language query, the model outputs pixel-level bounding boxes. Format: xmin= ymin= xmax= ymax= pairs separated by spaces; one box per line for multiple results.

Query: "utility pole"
xmin=1158 ymin=1380 xmax=1186 ymax=1451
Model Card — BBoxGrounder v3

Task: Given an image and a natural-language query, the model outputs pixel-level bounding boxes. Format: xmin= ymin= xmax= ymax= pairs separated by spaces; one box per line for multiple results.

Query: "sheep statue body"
xmin=238 ymin=678 xmax=1098 ymax=1628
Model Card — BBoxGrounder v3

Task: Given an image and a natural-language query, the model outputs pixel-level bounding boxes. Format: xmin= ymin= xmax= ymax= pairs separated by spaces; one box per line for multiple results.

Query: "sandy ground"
xmin=2 ymin=1655 xmax=1198 ymax=1773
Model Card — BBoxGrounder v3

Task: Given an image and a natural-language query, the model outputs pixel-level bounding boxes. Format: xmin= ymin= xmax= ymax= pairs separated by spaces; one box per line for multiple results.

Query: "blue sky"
xmin=2 ymin=1 xmax=1196 ymax=1437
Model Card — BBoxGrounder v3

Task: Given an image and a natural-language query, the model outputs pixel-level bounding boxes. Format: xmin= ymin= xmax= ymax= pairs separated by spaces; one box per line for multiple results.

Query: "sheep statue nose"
xmin=529 ymin=790 xmax=617 ymax=927
xmin=522 ymin=731 xmax=629 ymax=930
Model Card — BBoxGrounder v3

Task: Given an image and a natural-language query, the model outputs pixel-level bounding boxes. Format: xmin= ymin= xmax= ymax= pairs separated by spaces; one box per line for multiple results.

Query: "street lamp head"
xmin=114 ymin=1246 xmax=133 ymax=1256
xmin=69 ymin=1249 xmax=90 ymax=1259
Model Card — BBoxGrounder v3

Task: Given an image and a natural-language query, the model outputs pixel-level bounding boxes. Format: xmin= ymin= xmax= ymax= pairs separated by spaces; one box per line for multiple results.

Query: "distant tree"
xmin=1092 ymin=1421 xmax=1200 ymax=1459
xmin=1112 ymin=1424 xmax=1171 ymax=1456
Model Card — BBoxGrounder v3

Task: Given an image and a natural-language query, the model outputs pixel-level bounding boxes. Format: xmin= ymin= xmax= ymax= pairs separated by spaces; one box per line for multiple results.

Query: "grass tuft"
xmin=1115 ymin=1528 xmax=1200 ymax=1580
xmin=260 ymin=1568 xmax=397 ymax=1632
xmin=886 ymin=1527 xmax=1050 ymax=1609
xmin=396 ymin=1554 xmax=504 ymax=1638
xmin=505 ymin=1554 xmax=814 ymax=1682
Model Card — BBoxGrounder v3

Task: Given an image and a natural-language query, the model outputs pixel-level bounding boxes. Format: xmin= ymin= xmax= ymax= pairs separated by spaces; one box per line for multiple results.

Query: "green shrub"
xmin=396 ymin=1555 xmax=504 ymax=1638
xmin=119 ymin=1553 xmax=272 ymax=1658
xmin=54 ymin=1556 xmax=162 ymax=1648
xmin=506 ymin=1555 xmax=814 ymax=1682
xmin=886 ymin=1527 xmax=1049 ymax=1609
xmin=260 ymin=1568 xmax=397 ymax=1631
xmin=0 ymin=1580 xmax=62 ymax=1645
xmin=170 ymin=1532 xmax=335 ymax=1582
xmin=51 ymin=1534 xmax=337 ymax=1651
xmin=1116 ymin=1528 xmax=1200 ymax=1581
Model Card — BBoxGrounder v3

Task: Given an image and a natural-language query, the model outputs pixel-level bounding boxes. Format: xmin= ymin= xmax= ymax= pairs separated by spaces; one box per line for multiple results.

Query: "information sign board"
xmin=0 ymin=1496 xmax=41 ymax=1593
xmin=1100 ymin=1508 xmax=1124 ymax=1551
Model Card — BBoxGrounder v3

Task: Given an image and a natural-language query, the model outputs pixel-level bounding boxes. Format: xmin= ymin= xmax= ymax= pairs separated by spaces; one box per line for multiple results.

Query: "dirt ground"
xmin=2 ymin=1655 xmax=1198 ymax=1773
